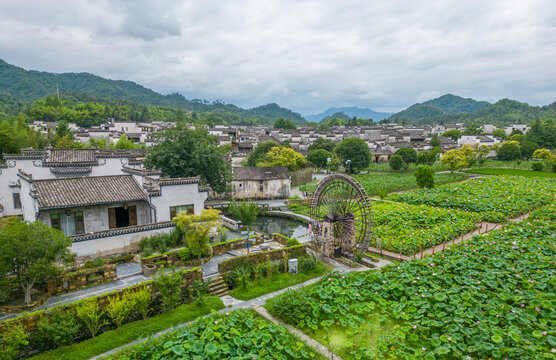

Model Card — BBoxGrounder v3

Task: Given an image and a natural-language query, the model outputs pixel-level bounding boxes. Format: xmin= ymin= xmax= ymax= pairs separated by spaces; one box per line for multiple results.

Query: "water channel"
xmin=223 ymin=215 xmax=309 ymax=241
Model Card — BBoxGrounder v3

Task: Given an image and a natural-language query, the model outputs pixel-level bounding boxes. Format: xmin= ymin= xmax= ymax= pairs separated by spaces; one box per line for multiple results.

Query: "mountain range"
xmin=1 ymin=59 xmax=554 ymax=126
xmin=305 ymin=106 xmax=392 ymax=122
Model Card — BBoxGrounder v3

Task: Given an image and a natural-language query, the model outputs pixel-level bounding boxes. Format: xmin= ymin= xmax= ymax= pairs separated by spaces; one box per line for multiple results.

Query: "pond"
xmin=223 ymin=216 xmax=309 ymax=241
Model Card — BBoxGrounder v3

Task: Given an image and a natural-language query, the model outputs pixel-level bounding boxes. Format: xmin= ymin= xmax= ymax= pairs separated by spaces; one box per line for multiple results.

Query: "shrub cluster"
xmin=138 ymin=228 xmax=183 ymax=257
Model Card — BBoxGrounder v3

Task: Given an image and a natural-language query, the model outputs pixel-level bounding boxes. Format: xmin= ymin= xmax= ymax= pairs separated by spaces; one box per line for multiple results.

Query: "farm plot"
xmin=392 ymin=175 xmax=556 ymax=222
xmin=106 ymin=309 xmax=324 ymax=360
xmin=267 ymin=203 xmax=556 ymax=359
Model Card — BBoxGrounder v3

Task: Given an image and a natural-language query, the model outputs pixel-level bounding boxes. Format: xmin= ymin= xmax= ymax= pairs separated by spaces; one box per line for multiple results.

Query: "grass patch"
xmin=28 ymin=296 xmax=224 ymax=360
xmin=464 ymin=168 xmax=556 ymax=178
xmin=229 ymin=261 xmax=331 ymax=300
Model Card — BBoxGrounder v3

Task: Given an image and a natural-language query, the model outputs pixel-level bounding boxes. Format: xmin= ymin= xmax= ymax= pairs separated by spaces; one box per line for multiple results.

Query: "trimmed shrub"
xmin=37 ymin=309 xmax=80 ymax=348
xmin=177 ymin=247 xmax=192 ymax=261
xmin=389 ymin=154 xmax=405 ymax=171
xmin=414 ymin=165 xmax=435 ymax=188
xmin=298 ymin=255 xmax=317 ymax=273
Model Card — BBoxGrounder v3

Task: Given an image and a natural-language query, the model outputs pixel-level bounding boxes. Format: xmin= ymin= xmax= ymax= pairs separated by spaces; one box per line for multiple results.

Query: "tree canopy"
xmin=144 ymin=123 xmax=232 ymax=193
xmin=307 ymin=149 xmax=331 ymax=168
xmin=259 ymin=147 xmax=306 ymax=171
xmin=334 ymin=138 xmax=371 ymax=172
xmin=442 ymin=129 xmax=462 ymax=141
xmin=394 ymin=147 xmax=418 ymax=164
xmin=273 ymin=118 xmax=296 ymax=130
xmin=246 ymin=140 xmax=281 ymax=167
xmin=307 ymin=137 xmax=336 ymax=152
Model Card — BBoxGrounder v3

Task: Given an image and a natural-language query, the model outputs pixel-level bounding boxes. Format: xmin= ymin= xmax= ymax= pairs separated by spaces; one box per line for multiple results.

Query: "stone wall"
xmin=0 ymin=267 xmax=202 ymax=332
xmin=47 ymin=264 xmax=117 ymax=296
xmin=218 ymin=245 xmax=306 ymax=274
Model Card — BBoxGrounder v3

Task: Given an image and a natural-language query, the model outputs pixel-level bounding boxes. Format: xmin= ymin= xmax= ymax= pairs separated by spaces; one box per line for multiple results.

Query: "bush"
xmin=106 ymin=291 xmax=135 ymax=328
xmin=532 ymin=162 xmax=544 ymax=171
xmin=75 ymin=299 xmax=106 ymax=338
xmin=414 ymin=165 xmax=435 ymax=188
xmin=377 ymin=187 xmax=388 ymax=199
xmin=389 ymin=154 xmax=405 ymax=171
xmin=299 ymin=255 xmax=316 ymax=273
xmin=0 ymin=323 xmax=29 ymax=360
xmin=285 ymin=237 xmax=301 ymax=247
xmin=177 ymin=248 xmax=191 ymax=261
xmin=133 ymin=284 xmax=152 ymax=320
xmin=266 ymin=288 xmax=313 ymax=325
xmin=189 ymin=279 xmax=210 ymax=301
xmin=141 ymin=245 xmax=153 ymax=258
xmin=37 ymin=309 xmax=80 ymax=348
xmin=84 ymin=258 xmax=105 ymax=269
xmin=218 ymin=231 xmax=227 ymax=243
xmin=153 ymin=268 xmax=183 ymax=311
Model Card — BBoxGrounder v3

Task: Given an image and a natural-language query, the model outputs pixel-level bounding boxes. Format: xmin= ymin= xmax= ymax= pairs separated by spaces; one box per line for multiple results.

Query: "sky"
xmin=0 ymin=0 xmax=555 ymax=115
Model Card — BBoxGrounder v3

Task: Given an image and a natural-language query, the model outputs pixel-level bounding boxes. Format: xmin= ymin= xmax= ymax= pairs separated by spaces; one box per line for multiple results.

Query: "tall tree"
xmin=334 ymin=138 xmax=372 ymax=172
xmin=260 ymin=147 xmax=306 ymax=171
xmin=173 ymin=209 xmax=221 ymax=260
xmin=442 ymin=129 xmax=462 ymax=141
xmin=228 ymin=201 xmax=259 ymax=250
xmin=144 ymin=123 xmax=232 ymax=193
xmin=246 ymin=140 xmax=280 ymax=166
xmin=429 ymin=134 xmax=440 ymax=147
xmin=307 ymin=137 xmax=336 ymax=152
xmin=273 ymin=118 xmax=296 ymax=130
xmin=394 ymin=147 xmax=418 ymax=164
xmin=0 ymin=220 xmax=73 ymax=304
xmin=307 ymin=149 xmax=331 ymax=168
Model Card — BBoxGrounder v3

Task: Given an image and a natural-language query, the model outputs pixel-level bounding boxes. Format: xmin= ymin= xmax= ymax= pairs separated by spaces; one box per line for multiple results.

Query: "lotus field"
xmin=267 ymin=203 xmax=555 ymax=359
xmin=373 ymin=202 xmax=479 ymax=255
xmin=299 ymin=172 xmax=468 ymax=195
xmin=108 ymin=309 xmax=323 ymax=360
xmin=392 ymin=175 xmax=556 ymax=222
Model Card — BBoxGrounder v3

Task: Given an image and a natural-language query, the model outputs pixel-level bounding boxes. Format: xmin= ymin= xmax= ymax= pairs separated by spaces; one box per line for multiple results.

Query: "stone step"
xmin=211 ymin=288 xmax=229 ymax=297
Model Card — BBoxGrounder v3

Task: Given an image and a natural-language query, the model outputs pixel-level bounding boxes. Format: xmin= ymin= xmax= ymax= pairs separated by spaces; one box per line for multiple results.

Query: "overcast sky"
xmin=1 ymin=0 xmax=555 ymax=114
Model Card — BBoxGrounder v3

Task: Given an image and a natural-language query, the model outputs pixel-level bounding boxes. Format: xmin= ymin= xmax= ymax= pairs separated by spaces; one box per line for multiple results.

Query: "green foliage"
xmin=334 ymin=138 xmax=372 ymax=172
xmin=394 ymin=147 xmax=418 ymax=164
xmin=144 ymin=124 xmax=232 ymax=193
xmin=173 ymin=209 xmax=220 ymax=260
xmin=27 ymin=297 xmax=224 ymax=360
xmin=464 ymin=167 xmax=556 ymax=178
xmin=176 ymin=247 xmax=192 ymax=261
xmin=388 ymin=154 xmax=404 ymax=171
xmin=132 ymin=285 xmax=152 ymax=320
xmin=393 ymin=175 xmax=556 ymax=222
xmin=497 ymin=142 xmax=522 ymax=160
xmin=75 ymin=298 xmax=106 ymax=338
xmin=491 ymin=128 xmax=507 ymax=138
xmin=441 ymin=148 xmax=468 ymax=173
xmin=246 ymin=140 xmax=280 ymax=166
xmin=259 ymin=146 xmax=306 ymax=171
xmin=526 ymin=118 xmax=556 ymax=149
xmin=532 ymin=162 xmax=545 ymax=171
xmin=417 ymin=148 xmax=441 ymax=166
xmin=139 ymin=229 xmax=183 ymax=255
xmin=307 ymin=149 xmax=331 ymax=168
xmin=327 ymin=152 xmax=341 ymax=171
xmin=0 ymin=220 xmax=73 ymax=304
xmin=84 ymin=258 xmax=105 ymax=269
xmin=109 ymin=134 xmax=144 ymax=150
xmin=153 ymin=268 xmax=183 ymax=311
xmin=273 ymin=117 xmax=296 ymax=129
xmin=0 ymin=115 xmax=48 ymax=160
xmin=414 ymin=165 xmax=435 ymax=188
xmin=0 ymin=323 xmax=29 ymax=360
xmin=105 ymin=291 xmax=135 ymax=328
xmin=307 ymin=136 xmax=336 ymax=152
xmin=442 ymin=129 xmax=462 ymax=141
xmin=228 ymin=200 xmax=259 ymax=228
xmin=521 ymin=141 xmax=539 ymax=160
xmin=429 ymin=134 xmax=440 ymax=147
xmin=286 ymin=237 xmax=302 ymax=247
xmin=37 ymin=309 xmax=80 ymax=348
xmin=107 ymin=309 xmax=321 ymax=360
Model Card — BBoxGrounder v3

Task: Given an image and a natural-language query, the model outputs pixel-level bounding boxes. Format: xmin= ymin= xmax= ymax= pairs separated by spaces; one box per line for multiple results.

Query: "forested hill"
xmin=388 ymin=94 xmax=491 ymax=123
xmin=0 ymin=59 xmax=305 ymax=124
xmin=388 ymin=94 xmax=556 ymax=125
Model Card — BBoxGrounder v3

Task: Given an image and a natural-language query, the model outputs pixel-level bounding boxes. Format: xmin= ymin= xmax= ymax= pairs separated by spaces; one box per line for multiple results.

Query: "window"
xmin=170 ymin=204 xmax=194 ymax=218
xmin=13 ymin=193 xmax=21 ymax=209
xmin=51 ymin=211 xmax=84 ymax=236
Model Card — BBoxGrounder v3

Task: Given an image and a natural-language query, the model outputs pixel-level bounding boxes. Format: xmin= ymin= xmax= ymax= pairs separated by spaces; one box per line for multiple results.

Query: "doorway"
xmin=108 ymin=205 xmax=137 ymax=229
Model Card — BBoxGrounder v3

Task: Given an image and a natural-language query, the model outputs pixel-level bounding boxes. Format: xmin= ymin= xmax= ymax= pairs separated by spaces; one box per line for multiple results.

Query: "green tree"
xmin=0 ymin=323 xmax=29 ymax=360
xmin=37 ymin=309 xmax=80 ymax=348
xmin=334 ymin=138 xmax=371 ymax=172
xmin=491 ymin=129 xmax=507 ymax=139
xmin=153 ymin=268 xmax=183 ymax=311
xmin=394 ymin=147 xmax=418 ymax=164
xmin=273 ymin=118 xmax=296 ymax=129
xmin=55 ymin=120 xmax=71 ymax=139
xmin=109 ymin=134 xmax=144 ymax=149
xmin=463 ymin=124 xmax=483 ymax=135
xmin=54 ymin=134 xmax=86 ymax=149
xmin=246 ymin=140 xmax=281 ymax=166
xmin=417 ymin=149 xmax=440 ymax=166
xmin=88 ymin=138 xmax=108 ymax=149
xmin=228 ymin=201 xmax=259 ymax=247
xmin=75 ymin=299 xmax=106 ymax=338
xmin=520 ymin=142 xmax=539 ymax=160
xmin=144 ymin=124 xmax=232 ymax=193
xmin=442 ymin=129 xmax=462 ymax=141
xmin=0 ymin=220 xmax=73 ymax=304
xmin=307 ymin=149 xmax=331 ymax=168
xmin=173 ymin=209 xmax=221 ymax=261
xmin=260 ymin=147 xmax=306 ymax=171
xmin=497 ymin=142 xmax=521 ymax=161
xmin=328 ymin=153 xmax=341 ymax=171
xmin=133 ymin=284 xmax=152 ymax=320
xmin=429 ymin=134 xmax=440 ymax=147
xmin=441 ymin=149 xmax=468 ymax=173
xmin=414 ymin=165 xmax=435 ymax=188
xmin=389 ymin=154 xmax=404 ymax=171
xmin=307 ymin=137 xmax=336 ymax=152
xmin=106 ymin=290 xmax=135 ymax=328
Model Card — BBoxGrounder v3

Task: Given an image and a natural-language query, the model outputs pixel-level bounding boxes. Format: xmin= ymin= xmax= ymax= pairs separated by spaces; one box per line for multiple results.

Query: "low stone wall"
xmin=286 ymin=199 xmax=311 ymax=206
xmin=272 ymin=233 xmax=292 ymax=245
xmin=213 ymin=235 xmax=264 ymax=255
xmin=47 ymin=264 xmax=118 ymax=296
xmin=218 ymin=245 xmax=306 ymax=274
xmin=0 ymin=267 xmax=202 ymax=332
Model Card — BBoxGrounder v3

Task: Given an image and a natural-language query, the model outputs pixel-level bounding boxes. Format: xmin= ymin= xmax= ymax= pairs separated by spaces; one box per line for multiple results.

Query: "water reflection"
xmin=223 ymin=216 xmax=308 ymax=240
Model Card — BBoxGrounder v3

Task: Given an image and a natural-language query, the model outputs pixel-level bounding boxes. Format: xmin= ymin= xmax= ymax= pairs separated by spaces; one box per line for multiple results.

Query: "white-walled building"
xmin=232 ymin=167 xmax=290 ymax=200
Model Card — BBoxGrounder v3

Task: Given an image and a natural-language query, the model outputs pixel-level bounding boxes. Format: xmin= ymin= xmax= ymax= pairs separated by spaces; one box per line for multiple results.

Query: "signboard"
xmin=288 ymin=259 xmax=298 ymax=274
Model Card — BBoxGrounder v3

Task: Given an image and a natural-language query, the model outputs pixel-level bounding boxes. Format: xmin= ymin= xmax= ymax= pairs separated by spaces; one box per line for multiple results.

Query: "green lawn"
xmin=28 ymin=296 xmax=224 ymax=360
xmin=228 ymin=261 xmax=331 ymax=300
xmin=464 ymin=168 xmax=556 ymax=178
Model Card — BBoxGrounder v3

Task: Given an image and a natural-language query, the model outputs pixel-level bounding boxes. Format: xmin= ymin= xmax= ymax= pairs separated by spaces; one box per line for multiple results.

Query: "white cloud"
xmin=0 ymin=0 xmax=555 ymax=114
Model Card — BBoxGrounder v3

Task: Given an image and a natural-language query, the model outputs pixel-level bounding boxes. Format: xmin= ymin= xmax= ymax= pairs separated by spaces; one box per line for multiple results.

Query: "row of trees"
xmin=305 ymin=137 xmax=372 ymax=172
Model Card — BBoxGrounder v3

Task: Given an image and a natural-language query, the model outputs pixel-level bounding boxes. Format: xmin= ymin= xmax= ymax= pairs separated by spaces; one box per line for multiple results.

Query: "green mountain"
xmin=389 ymin=94 xmax=491 ymax=123
xmin=0 ymin=59 xmax=305 ymax=123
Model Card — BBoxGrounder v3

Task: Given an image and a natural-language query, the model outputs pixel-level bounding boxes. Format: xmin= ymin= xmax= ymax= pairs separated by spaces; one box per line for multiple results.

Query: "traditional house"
xmin=232 ymin=167 xmax=290 ymax=199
